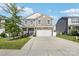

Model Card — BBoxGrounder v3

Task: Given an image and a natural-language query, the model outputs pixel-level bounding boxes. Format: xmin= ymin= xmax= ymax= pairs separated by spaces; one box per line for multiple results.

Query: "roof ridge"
xmin=26 ymin=13 xmax=52 ymax=19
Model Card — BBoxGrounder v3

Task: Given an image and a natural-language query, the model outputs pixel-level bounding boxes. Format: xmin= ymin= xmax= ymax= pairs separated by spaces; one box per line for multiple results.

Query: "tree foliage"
xmin=0 ymin=3 xmax=24 ymax=39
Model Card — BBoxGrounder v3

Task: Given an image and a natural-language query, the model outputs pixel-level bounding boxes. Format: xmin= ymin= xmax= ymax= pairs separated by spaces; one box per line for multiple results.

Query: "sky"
xmin=0 ymin=3 xmax=79 ymax=25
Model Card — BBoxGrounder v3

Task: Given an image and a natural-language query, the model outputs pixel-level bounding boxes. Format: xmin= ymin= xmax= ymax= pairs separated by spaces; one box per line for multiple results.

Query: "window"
xmin=31 ymin=21 xmax=33 ymax=24
xmin=69 ymin=26 xmax=71 ymax=30
xmin=71 ymin=18 xmax=79 ymax=23
xmin=25 ymin=21 xmax=27 ymax=23
xmin=48 ymin=20 xmax=50 ymax=24
xmin=38 ymin=20 xmax=40 ymax=24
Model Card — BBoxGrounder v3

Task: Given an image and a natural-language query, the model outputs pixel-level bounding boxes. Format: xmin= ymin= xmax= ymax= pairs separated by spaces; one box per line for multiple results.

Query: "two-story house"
xmin=23 ymin=13 xmax=53 ymax=37
xmin=56 ymin=16 xmax=79 ymax=34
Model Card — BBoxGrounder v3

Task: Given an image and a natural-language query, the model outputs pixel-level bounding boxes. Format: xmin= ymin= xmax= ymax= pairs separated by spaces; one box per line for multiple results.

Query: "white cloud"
xmin=18 ymin=7 xmax=34 ymax=17
xmin=17 ymin=6 xmax=22 ymax=10
xmin=60 ymin=8 xmax=79 ymax=16
xmin=23 ymin=7 xmax=34 ymax=15
xmin=61 ymin=9 xmax=79 ymax=13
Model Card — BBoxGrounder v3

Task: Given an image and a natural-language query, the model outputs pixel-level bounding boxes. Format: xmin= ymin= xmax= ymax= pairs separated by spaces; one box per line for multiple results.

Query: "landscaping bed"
xmin=0 ymin=37 xmax=30 ymax=49
xmin=57 ymin=35 xmax=79 ymax=43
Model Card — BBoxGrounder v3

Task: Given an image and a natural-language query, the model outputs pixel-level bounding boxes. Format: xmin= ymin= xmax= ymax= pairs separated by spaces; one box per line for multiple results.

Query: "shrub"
xmin=70 ymin=30 xmax=78 ymax=36
xmin=0 ymin=33 xmax=7 ymax=38
xmin=20 ymin=34 xmax=28 ymax=38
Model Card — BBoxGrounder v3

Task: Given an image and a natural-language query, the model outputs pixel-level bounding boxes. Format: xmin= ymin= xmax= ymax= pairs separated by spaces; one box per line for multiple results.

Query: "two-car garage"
xmin=36 ymin=29 xmax=52 ymax=37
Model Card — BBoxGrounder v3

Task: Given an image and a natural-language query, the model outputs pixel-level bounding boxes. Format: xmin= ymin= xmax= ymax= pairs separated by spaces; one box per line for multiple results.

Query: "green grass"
xmin=57 ymin=35 xmax=79 ymax=43
xmin=0 ymin=37 xmax=30 ymax=49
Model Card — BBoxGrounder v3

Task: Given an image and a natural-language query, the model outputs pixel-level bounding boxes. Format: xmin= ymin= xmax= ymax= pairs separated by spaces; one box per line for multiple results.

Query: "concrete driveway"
xmin=0 ymin=37 xmax=79 ymax=56
xmin=23 ymin=37 xmax=79 ymax=56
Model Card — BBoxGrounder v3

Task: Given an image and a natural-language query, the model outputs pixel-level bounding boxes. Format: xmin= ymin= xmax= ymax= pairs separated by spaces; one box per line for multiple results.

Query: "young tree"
xmin=0 ymin=3 xmax=24 ymax=39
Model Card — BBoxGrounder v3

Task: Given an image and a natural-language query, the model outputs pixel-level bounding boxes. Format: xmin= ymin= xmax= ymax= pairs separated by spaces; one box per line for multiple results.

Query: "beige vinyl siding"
xmin=25 ymin=19 xmax=35 ymax=27
xmin=36 ymin=16 xmax=52 ymax=26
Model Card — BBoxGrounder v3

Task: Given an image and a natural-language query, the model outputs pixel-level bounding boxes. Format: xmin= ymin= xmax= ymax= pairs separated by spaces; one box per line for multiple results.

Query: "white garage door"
xmin=36 ymin=30 xmax=52 ymax=37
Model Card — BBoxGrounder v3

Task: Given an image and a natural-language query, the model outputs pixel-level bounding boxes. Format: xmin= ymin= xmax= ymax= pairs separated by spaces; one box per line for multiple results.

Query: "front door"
xmin=28 ymin=28 xmax=34 ymax=35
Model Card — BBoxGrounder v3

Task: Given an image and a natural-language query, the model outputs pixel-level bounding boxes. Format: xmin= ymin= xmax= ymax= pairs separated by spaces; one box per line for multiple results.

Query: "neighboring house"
xmin=0 ymin=16 xmax=5 ymax=34
xmin=23 ymin=13 xmax=53 ymax=37
xmin=56 ymin=16 xmax=79 ymax=34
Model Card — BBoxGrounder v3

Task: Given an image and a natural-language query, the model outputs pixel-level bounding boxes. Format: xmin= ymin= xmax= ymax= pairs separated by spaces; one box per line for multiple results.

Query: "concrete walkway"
xmin=0 ymin=37 xmax=79 ymax=56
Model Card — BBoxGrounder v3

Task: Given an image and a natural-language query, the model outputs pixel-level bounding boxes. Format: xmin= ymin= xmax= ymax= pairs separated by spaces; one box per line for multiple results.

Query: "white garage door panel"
xmin=36 ymin=30 xmax=52 ymax=36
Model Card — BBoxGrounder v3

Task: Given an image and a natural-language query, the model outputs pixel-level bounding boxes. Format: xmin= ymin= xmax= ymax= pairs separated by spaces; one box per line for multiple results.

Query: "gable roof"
xmin=26 ymin=13 xmax=52 ymax=19
xmin=26 ymin=13 xmax=41 ymax=19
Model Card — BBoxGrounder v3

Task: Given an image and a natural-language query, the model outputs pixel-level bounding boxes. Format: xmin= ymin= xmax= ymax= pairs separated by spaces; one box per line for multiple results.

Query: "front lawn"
xmin=0 ymin=37 xmax=30 ymax=49
xmin=57 ymin=35 xmax=79 ymax=43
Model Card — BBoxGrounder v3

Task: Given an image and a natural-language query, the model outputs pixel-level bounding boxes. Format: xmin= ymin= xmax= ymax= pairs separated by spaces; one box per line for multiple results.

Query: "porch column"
xmin=33 ymin=27 xmax=36 ymax=36
xmin=27 ymin=28 xmax=28 ymax=35
xmin=52 ymin=27 xmax=53 ymax=36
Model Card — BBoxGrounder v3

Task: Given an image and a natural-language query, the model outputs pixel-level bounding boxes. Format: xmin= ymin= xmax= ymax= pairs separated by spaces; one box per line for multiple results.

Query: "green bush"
xmin=70 ymin=30 xmax=78 ymax=36
xmin=0 ymin=33 xmax=7 ymax=38
xmin=20 ymin=34 xmax=28 ymax=38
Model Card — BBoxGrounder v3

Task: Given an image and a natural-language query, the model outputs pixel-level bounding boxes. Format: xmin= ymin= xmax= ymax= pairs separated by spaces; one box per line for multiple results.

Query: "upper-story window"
xmin=31 ymin=20 xmax=33 ymax=24
xmin=48 ymin=20 xmax=50 ymax=24
xmin=25 ymin=21 xmax=27 ymax=23
xmin=71 ymin=18 xmax=79 ymax=23
xmin=38 ymin=20 xmax=40 ymax=24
